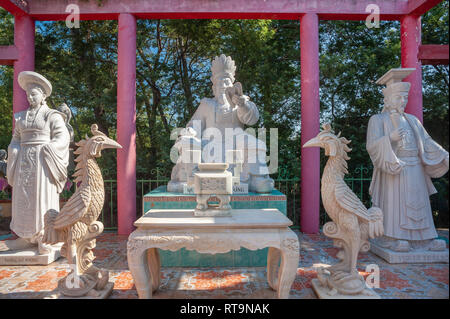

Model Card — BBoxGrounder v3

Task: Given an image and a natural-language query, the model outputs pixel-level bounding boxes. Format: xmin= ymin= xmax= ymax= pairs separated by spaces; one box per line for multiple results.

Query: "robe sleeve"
xmin=236 ymin=95 xmax=259 ymax=126
xmin=6 ymin=113 xmax=23 ymax=186
xmin=186 ymin=98 xmax=208 ymax=139
xmin=41 ymin=112 xmax=70 ymax=193
xmin=366 ymin=114 xmax=404 ymax=175
xmin=414 ymin=117 xmax=449 ymax=178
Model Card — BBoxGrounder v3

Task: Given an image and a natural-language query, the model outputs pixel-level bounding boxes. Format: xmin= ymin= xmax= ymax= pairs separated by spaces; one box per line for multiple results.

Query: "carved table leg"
xmin=196 ymin=194 xmax=208 ymax=210
xmin=276 ymin=231 xmax=300 ymax=299
xmin=147 ymin=248 xmax=161 ymax=292
xmin=267 ymin=247 xmax=281 ymax=291
xmin=127 ymin=246 xmax=153 ymax=299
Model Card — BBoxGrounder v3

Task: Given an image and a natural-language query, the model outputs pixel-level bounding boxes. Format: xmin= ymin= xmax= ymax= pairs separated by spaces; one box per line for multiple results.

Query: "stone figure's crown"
xmin=382 ymin=82 xmax=411 ymax=96
xmin=376 ymin=68 xmax=414 ymax=96
xmin=211 ymin=54 xmax=236 ymax=83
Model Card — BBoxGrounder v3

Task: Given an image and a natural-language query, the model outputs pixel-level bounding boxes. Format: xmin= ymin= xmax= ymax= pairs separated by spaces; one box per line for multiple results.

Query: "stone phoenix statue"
xmin=366 ymin=68 xmax=449 ymax=255
xmin=43 ymin=124 xmax=121 ymax=298
xmin=0 ymin=71 xmax=70 ymax=255
xmin=304 ymin=123 xmax=383 ymax=298
xmin=168 ymin=54 xmax=274 ymax=193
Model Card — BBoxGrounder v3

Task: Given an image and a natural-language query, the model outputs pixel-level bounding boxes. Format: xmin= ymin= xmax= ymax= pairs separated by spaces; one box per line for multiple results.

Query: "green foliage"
xmin=0 ymin=9 xmax=13 ymax=150
xmin=0 ymin=2 xmax=448 ymax=226
xmin=319 ymin=19 xmax=402 ymax=170
xmin=422 ymin=1 xmax=449 ymax=152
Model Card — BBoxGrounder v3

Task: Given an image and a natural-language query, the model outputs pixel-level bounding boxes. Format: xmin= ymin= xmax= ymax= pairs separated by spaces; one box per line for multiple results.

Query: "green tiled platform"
xmin=143 ymin=186 xmax=287 ymax=267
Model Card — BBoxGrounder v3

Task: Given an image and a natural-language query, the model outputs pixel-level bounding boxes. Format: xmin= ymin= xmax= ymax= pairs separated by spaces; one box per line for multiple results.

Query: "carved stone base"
xmin=311 ymin=279 xmax=380 ymax=299
xmin=0 ymin=247 xmax=61 ymax=265
xmin=194 ymin=209 xmax=232 ymax=217
xmin=46 ymin=282 xmax=114 ymax=299
xmin=370 ymin=241 xmax=449 ymax=264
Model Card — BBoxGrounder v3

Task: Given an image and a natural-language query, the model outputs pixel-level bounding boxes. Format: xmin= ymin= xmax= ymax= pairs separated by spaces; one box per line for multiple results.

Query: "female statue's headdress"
xmin=18 ymin=71 xmax=52 ymax=97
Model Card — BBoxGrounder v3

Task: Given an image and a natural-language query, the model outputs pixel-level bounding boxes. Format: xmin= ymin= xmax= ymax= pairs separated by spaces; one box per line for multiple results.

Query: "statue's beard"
xmin=392 ymin=106 xmax=405 ymax=114
xmin=214 ymin=87 xmax=231 ymax=108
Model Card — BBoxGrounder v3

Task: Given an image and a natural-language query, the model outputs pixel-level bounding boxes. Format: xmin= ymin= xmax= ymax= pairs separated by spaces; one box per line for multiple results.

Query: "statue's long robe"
xmin=366 ymin=112 xmax=448 ymax=241
xmin=7 ymin=104 xmax=70 ymax=240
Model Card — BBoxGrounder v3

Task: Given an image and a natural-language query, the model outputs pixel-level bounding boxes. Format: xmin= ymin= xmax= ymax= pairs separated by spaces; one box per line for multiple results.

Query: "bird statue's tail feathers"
xmin=43 ymin=209 xmax=64 ymax=245
xmin=367 ymin=206 xmax=384 ymax=239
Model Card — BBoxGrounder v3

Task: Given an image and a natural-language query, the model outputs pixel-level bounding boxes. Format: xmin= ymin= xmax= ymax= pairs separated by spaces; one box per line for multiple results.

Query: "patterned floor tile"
xmin=0 ymin=230 xmax=448 ymax=299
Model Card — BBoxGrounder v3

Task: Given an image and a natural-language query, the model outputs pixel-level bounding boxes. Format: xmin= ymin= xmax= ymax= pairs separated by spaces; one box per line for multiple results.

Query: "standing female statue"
xmin=0 ymin=71 xmax=70 ymax=255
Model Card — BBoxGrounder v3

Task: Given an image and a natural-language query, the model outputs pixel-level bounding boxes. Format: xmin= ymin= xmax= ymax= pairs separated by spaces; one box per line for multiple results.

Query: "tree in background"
xmin=0 ymin=1 xmax=448 ymax=227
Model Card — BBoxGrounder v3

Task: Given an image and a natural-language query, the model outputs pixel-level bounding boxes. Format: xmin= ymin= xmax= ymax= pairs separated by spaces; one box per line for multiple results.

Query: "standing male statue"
xmin=168 ymin=54 xmax=274 ymax=193
xmin=366 ymin=68 xmax=449 ymax=255
xmin=0 ymin=71 xmax=70 ymax=255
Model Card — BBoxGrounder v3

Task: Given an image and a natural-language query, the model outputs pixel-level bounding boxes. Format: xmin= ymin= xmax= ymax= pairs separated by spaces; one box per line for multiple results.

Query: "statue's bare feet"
xmin=0 ymin=238 xmax=35 ymax=252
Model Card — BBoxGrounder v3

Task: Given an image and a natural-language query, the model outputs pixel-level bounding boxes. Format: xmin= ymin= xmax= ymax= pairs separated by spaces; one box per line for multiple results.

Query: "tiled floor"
xmin=0 ymin=230 xmax=448 ymax=299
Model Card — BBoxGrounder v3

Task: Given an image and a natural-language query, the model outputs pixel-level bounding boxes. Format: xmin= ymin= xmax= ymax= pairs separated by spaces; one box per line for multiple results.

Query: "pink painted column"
xmin=401 ymin=15 xmax=423 ymax=123
xmin=117 ymin=13 xmax=137 ymax=235
xmin=13 ymin=14 xmax=35 ymax=115
xmin=300 ymin=13 xmax=320 ymax=234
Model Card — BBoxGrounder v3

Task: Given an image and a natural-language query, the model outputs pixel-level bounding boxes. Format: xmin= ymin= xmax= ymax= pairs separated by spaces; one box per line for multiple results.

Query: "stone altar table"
xmin=143 ymin=186 xmax=287 ymax=267
xmin=127 ymin=209 xmax=299 ymax=299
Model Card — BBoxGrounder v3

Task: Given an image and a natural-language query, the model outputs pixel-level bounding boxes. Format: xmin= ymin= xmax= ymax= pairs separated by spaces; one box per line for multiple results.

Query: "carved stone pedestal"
xmin=370 ymin=240 xmax=449 ymax=264
xmin=0 ymin=247 xmax=61 ymax=265
xmin=127 ymin=208 xmax=299 ymax=299
xmin=312 ymin=278 xmax=380 ymax=299
xmin=46 ymin=282 xmax=114 ymax=299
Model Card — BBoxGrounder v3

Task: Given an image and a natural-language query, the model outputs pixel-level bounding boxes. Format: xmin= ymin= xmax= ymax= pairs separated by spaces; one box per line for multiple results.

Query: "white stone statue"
xmin=304 ymin=124 xmax=384 ymax=298
xmin=57 ymin=102 xmax=75 ymax=144
xmin=0 ymin=149 xmax=7 ymax=179
xmin=0 ymin=71 xmax=70 ymax=255
xmin=168 ymin=54 xmax=274 ymax=193
xmin=43 ymin=124 xmax=121 ymax=298
xmin=367 ymin=68 xmax=449 ymax=255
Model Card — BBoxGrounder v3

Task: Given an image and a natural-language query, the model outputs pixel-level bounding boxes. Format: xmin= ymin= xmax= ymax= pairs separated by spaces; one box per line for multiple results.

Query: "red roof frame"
xmin=0 ymin=45 xmax=18 ymax=65
xmin=0 ymin=0 xmax=444 ymax=21
xmin=419 ymin=44 xmax=449 ymax=65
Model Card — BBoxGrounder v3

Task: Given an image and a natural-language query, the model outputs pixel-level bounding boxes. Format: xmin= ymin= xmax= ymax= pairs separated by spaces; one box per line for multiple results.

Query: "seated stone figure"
xmin=367 ymin=68 xmax=449 ymax=253
xmin=168 ymin=54 xmax=274 ymax=193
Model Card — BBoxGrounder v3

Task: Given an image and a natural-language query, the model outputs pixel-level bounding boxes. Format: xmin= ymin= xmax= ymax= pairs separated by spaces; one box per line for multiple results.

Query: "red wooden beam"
xmin=2 ymin=0 xmax=444 ymax=21
xmin=418 ymin=44 xmax=449 ymax=65
xmin=0 ymin=45 xmax=18 ymax=65
xmin=407 ymin=0 xmax=443 ymax=15
xmin=0 ymin=0 xmax=28 ymax=16
xmin=26 ymin=0 xmax=408 ymax=21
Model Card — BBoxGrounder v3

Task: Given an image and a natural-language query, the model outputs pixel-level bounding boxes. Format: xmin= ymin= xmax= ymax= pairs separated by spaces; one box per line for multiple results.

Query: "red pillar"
xmin=401 ymin=15 xmax=423 ymax=123
xmin=300 ymin=13 xmax=320 ymax=234
xmin=13 ymin=14 xmax=35 ymax=115
xmin=117 ymin=13 xmax=137 ymax=235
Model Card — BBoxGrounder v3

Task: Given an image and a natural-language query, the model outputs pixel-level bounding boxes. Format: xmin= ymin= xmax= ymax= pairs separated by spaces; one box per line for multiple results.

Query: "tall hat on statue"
xmin=18 ymin=71 xmax=52 ymax=97
xmin=210 ymin=54 xmax=236 ymax=84
xmin=376 ymin=68 xmax=415 ymax=112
